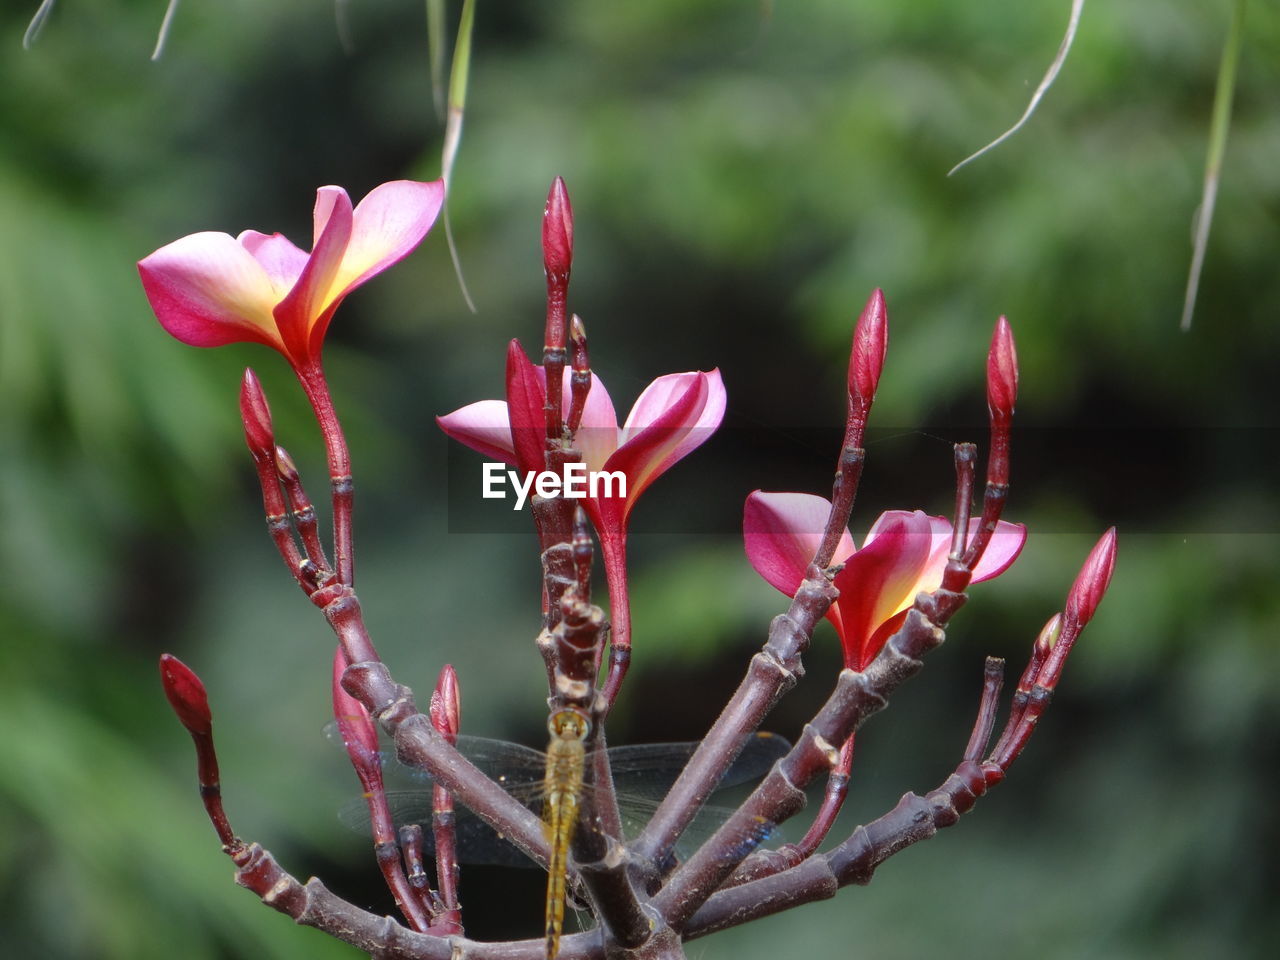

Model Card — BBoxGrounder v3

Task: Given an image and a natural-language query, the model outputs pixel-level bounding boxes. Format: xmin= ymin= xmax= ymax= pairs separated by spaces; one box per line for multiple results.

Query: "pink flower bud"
xmin=986 ymin=317 xmax=1018 ymax=421
xmin=273 ymin=445 xmax=300 ymax=482
xmin=542 ymin=176 xmax=574 ymax=281
xmin=239 ymin=368 xmax=275 ymax=458
xmin=848 ymin=288 xmax=888 ymax=402
xmin=1034 ymin=613 xmax=1063 ymax=657
xmin=1065 ymin=527 xmax=1117 ymax=629
xmin=429 ymin=664 xmax=460 ymax=741
xmin=159 ymin=653 xmax=212 ymax=736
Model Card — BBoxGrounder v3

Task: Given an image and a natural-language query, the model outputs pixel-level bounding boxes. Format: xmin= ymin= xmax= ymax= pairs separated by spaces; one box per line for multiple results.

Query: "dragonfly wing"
xmin=338 ymin=789 xmax=543 ymax=868
xmin=603 ymin=731 xmax=792 ymax=800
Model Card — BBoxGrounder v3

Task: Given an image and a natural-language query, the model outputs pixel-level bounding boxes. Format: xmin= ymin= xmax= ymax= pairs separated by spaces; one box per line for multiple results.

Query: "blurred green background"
xmin=1 ymin=1 xmax=1277 ymax=957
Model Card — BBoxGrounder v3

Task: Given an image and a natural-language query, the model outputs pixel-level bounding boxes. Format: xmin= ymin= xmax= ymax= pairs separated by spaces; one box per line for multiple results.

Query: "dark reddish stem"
xmin=159 ymin=654 xmax=236 ymax=849
xmin=397 ymin=824 xmax=433 ymax=906
xmin=792 ymin=735 xmax=854 ymax=858
xmin=964 ymin=657 xmax=1006 ymax=761
xmin=814 ymin=289 xmax=886 ymax=569
xmin=956 ymin=318 xmax=1016 ymax=575
xmin=989 ymin=613 xmax=1057 ymax=762
xmin=950 ymin=444 xmax=976 ymax=560
xmin=566 ymin=314 xmax=591 ymax=438
xmin=429 ymin=666 xmax=463 ymax=935
xmin=294 ymin=361 xmax=355 ymax=587
xmin=274 ymin=444 xmax=332 ymax=577
xmin=988 ymin=528 xmax=1116 ymax=772
xmin=597 ymin=531 xmax=631 ymax=710
xmin=331 ymin=649 xmax=432 ymax=933
xmin=240 ymin=370 xmax=311 ymax=594
xmin=632 ymin=293 xmax=889 ymax=872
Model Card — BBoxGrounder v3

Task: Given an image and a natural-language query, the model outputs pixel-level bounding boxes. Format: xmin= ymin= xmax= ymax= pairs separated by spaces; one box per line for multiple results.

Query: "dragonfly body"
xmin=542 ymin=709 xmax=590 ymax=960
xmin=330 ymin=723 xmax=791 ymax=946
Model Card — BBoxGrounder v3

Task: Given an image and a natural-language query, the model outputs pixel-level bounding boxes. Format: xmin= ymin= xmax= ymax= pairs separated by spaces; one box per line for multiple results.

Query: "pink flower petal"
xmin=138 ymin=231 xmax=282 ymax=349
xmin=435 ymin=400 xmax=517 ymax=466
xmin=559 ymin=371 xmax=618 ymax=475
xmin=864 ymin=513 xmax=1025 ymax=597
xmin=238 ymin=230 xmax=310 ymax=299
xmin=971 ymin=520 xmax=1027 ymax=583
xmin=601 ymin=372 xmax=709 ymax=520
xmin=273 ymin=186 xmax=354 ymax=361
xmin=331 ymin=180 xmax=446 ymax=301
xmin=744 ymin=492 xmax=854 ymax=597
xmin=637 ymin=368 xmax=726 ymax=473
xmin=832 ymin=511 xmax=933 ymax=669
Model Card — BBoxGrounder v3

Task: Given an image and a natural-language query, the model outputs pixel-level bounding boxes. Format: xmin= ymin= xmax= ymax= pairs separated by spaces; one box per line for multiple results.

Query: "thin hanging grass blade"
xmin=334 ymin=0 xmax=355 ymax=56
xmin=1181 ymin=0 xmax=1245 ymax=332
xmin=442 ymin=0 xmax=478 ymax=313
xmin=23 ymin=0 xmax=56 ymax=49
xmin=150 ymin=0 xmax=181 ymax=61
xmin=426 ymin=0 xmax=447 ymax=120
xmin=948 ymin=0 xmax=1085 ymax=177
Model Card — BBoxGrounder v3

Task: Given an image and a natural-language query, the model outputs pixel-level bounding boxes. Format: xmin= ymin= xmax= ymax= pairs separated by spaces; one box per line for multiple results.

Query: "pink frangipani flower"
xmin=438 ymin=340 xmax=726 ymax=687
xmin=138 ymin=180 xmax=445 ymax=375
xmin=744 ymin=491 xmax=1026 ymax=670
xmin=139 ymin=179 xmax=445 ymax=589
xmin=437 ymin=340 xmax=725 ymax=534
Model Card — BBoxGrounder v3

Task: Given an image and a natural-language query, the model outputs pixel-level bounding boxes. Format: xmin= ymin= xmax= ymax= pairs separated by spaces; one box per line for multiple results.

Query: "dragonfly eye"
xmin=548 ymin=709 xmax=591 ymax=741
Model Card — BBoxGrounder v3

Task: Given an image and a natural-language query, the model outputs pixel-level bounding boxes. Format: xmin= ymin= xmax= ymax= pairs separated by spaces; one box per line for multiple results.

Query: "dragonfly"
xmin=328 ymin=719 xmax=791 ymax=951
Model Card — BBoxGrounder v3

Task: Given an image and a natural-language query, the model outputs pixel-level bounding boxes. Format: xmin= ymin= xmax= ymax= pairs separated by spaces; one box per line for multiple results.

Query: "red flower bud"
xmin=1064 ymin=527 xmax=1117 ymax=630
xmin=429 ymin=664 xmax=461 ymax=742
xmin=986 ymin=317 xmax=1018 ymax=422
xmin=239 ymin=368 xmax=275 ymax=458
xmin=330 ymin=647 xmax=380 ymax=774
xmin=1034 ymin=613 xmax=1063 ymax=657
xmin=159 ymin=653 xmax=212 ymax=736
xmin=274 ymin=445 xmax=300 ymax=482
xmin=849 ymin=288 xmax=888 ymax=402
xmin=542 ymin=176 xmax=574 ymax=281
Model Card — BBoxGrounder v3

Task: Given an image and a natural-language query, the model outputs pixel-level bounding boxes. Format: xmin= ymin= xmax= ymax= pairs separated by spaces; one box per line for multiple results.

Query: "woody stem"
xmin=597 ymin=531 xmax=632 ymax=709
xmin=294 ymin=361 xmax=355 ymax=586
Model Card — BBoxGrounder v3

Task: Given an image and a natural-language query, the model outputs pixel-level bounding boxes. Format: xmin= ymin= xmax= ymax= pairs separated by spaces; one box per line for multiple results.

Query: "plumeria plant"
xmin=145 ymin=177 xmax=1116 ymax=960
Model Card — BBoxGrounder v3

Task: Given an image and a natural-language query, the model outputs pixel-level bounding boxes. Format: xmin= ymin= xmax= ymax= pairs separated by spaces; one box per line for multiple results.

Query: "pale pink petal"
xmin=622 ymin=371 xmax=714 ymax=434
xmin=603 ymin=372 xmax=709 ymax=513
xmin=868 ymin=514 xmax=1027 ymax=596
xmin=642 ymin=368 xmax=726 ymax=472
xmin=547 ymin=370 xmax=617 ymax=474
xmin=238 ymin=230 xmax=309 ymax=299
xmin=831 ymin=511 xmax=934 ymax=668
xmin=138 ymin=231 xmax=282 ymax=349
xmin=744 ymin=492 xmax=854 ymax=598
xmin=971 ymin=521 xmax=1027 ymax=583
xmin=330 ymin=180 xmax=446 ymax=302
xmin=435 ymin=400 xmax=518 ymax=466
xmin=273 ymin=186 xmax=354 ymax=358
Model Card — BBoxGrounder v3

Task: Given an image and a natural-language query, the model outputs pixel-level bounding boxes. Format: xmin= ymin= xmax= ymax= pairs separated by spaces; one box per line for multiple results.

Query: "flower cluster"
xmin=143 ymin=176 xmax=1116 ymax=960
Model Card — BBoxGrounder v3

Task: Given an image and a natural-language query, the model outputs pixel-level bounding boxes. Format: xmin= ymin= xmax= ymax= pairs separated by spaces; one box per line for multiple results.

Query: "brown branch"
xmin=680 ymin=676 xmax=1006 ymax=939
xmin=229 ymin=842 xmax=455 ymax=959
xmin=657 ymin=429 xmax=1011 ymax=930
xmin=341 ymin=660 xmax=554 ymax=873
xmin=629 ymin=568 xmax=838 ymax=872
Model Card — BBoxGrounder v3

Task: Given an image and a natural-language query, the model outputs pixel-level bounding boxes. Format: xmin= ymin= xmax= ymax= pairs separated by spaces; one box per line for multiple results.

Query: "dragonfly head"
xmin=548 ymin=708 xmax=591 ymax=742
